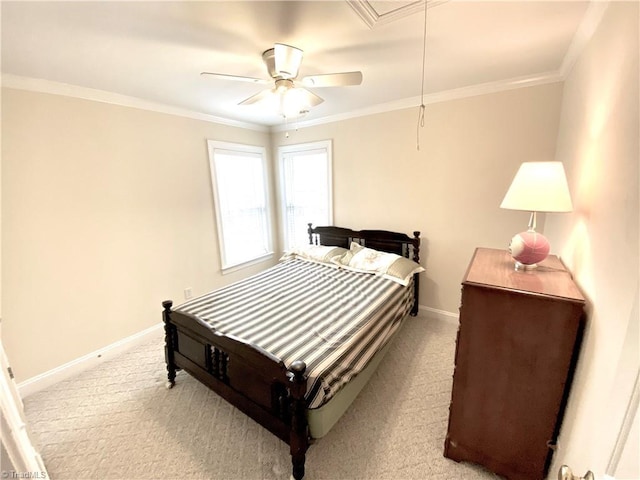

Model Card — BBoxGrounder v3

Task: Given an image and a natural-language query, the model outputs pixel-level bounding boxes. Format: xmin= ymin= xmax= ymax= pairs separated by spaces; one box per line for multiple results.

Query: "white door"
xmin=604 ymin=287 xmax=639 ymax=480
xmin=605 ymin=371 xmax=640 ymax=480
xmin=1 ymin=340 xmax=49 ymax=478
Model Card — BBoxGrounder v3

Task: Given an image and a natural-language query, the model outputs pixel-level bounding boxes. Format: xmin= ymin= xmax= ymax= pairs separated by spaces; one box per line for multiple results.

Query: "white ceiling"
xmin=1 ymin=1 xmax=593 ymax=128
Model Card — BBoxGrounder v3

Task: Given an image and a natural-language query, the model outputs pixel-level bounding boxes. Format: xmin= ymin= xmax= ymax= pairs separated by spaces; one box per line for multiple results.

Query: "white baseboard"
xmin=418 ymin=305 xmax=459 ymax=325
xmin=17 ymin=305 xmax=457 ymax=398
xmin=18 ymin=323 xmax=163 ymax=398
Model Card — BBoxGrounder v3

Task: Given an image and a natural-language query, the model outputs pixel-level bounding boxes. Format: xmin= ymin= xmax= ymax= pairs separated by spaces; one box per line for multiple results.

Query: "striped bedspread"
xmin=175 ymin=258 xmax=414 ymax=409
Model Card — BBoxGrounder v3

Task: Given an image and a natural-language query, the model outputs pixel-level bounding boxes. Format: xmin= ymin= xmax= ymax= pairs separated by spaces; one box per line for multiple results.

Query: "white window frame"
xmin=278 ymin=140 xmax=333 ymax=251
xmin=207 ymin=140 xmax=273 ymax=273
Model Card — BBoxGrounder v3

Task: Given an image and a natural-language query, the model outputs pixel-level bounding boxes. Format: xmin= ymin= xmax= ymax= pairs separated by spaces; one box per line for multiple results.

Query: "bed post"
xmin=288 ymin=360 xmax=308 ymax=480
xmin=411 ymin=231 xmax=421 ymax=316
xmin=162 ymin=300 xmax=178 ymax=389
xmin=307 ymin=223 xmax=314 ymax=245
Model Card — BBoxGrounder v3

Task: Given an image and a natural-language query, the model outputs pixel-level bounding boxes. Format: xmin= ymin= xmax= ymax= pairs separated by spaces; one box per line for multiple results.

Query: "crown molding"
xmin=0 ymin=70 xmax=568 ymax=135
xmin=346 ymin=0 xmax=448 ymax=29
xmin=272 ymin=71 xmax=564 ymax=132
xmin=276 ymin=0 xmax=610 ymax=133
xmin=1 ymin=74 xmax=268 ymax=132
xmin=560 ymin=0 xmax=610 ymax=77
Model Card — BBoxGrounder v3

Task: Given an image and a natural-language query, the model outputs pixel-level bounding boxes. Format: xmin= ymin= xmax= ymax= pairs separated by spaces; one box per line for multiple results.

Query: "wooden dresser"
xmin=444 ymin=248 xmax=585 ymax=480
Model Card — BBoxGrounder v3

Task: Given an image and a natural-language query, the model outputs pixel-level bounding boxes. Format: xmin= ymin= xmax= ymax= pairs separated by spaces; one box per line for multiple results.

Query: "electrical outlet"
xmin=184 ymin=287 xmax=193 ymax=299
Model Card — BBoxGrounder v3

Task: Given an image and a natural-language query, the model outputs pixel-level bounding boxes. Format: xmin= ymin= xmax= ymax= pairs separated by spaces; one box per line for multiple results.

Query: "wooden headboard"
xmin=307 ymin=224 xmax=421 ymax=315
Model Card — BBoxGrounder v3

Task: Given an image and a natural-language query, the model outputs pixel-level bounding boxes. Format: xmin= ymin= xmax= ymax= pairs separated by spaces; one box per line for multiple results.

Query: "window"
xmin=279 ymin=141 xmax=333 ymax=250
xmin=207 ymin=141 xmax=272 ymax=272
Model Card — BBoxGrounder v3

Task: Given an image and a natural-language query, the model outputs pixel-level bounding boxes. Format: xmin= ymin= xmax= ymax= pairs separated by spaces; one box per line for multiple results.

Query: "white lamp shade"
xmin=500 ymin=161 xmax=573 ymax=212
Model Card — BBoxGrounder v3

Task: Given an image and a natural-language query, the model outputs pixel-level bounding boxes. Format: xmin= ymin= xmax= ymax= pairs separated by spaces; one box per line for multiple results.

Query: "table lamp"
xmin=500 ymin=161 xmax=573 ymax=270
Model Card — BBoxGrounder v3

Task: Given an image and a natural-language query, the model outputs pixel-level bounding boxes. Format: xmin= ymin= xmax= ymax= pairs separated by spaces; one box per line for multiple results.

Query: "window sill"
xmin=221 ymin=252 xmax=275 ymax=275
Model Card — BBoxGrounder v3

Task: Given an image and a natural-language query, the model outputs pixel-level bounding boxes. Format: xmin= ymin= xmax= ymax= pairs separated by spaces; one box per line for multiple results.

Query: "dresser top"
xmin=464 ymin=248 xmax=585 ymax=303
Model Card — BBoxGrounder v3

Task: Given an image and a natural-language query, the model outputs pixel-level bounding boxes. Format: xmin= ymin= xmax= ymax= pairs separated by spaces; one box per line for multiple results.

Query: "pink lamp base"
xmin=508 ymin=231 xmax=551 ymax=269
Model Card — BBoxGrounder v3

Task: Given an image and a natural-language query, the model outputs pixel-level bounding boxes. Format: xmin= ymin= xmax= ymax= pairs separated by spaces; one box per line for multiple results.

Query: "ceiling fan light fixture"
xmin=280 ymin=87 xmax=308 ymax=118
xmin=275 ymin=78 xmax=294 ymax=94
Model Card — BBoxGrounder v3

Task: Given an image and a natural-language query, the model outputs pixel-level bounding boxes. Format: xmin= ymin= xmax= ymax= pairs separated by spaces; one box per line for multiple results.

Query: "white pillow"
xmin=334 ymin=242 xmax=424 ymax=286
xmin=280 ymin=244 xmax=348 ymax=265
xmin=347 ymin=242 xmax=399 ymax=272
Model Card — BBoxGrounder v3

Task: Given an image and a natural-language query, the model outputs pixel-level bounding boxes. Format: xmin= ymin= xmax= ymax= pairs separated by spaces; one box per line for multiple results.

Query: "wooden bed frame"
xmin=162 ymin=224 xmax=421 ymax=479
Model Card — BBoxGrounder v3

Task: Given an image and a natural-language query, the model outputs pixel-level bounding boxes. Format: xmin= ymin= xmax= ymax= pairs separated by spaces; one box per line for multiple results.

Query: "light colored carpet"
xmin=24 ymin=314 xmax=501 ymax=480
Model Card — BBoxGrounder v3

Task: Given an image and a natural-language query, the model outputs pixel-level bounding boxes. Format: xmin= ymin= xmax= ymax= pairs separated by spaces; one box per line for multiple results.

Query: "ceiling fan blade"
xmin=238 ymin=88 xmax=275 ymax=106
xmin=274 ymin=43 xmax=303 ymax=79
xmin=201 ymin=72 xmax=268 ymax=84
xmin=298 ymin=88 xmax=324 ymax=107
xmin=301 ymin=71 xmax=363 ymax=87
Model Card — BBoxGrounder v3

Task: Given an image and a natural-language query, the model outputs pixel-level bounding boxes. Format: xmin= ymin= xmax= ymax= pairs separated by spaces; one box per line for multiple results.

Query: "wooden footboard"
xmin=163 ymin=225 xmax=422 ymax=479
xmin=162 ymin=300 xmax=309 ymax=480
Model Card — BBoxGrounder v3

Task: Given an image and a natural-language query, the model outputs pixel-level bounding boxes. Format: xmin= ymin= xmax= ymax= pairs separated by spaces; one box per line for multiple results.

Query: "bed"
xmin=162 ymin=224 xmax=422 ymax=479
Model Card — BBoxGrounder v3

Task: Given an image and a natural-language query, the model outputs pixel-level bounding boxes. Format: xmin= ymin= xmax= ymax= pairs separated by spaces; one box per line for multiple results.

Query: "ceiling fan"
xmin=201 ymin=43 xmax=363 ymax=117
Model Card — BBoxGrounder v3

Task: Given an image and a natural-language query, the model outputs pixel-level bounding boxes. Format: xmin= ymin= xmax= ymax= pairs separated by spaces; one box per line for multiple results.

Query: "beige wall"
xmin=2 ymin=82 xmax=564 ymax=383
xmin=275 ymin=82 xmax=564 ymax=313
xmin=1 ymin=89 xmax=275 ymax=382
xmin=545 ymin=2 xmax=639 ymax=478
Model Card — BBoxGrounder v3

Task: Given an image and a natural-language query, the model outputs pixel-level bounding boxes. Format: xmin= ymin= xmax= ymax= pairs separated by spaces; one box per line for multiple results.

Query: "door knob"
xmin=558 ymin=465 xmax=595 ymax=480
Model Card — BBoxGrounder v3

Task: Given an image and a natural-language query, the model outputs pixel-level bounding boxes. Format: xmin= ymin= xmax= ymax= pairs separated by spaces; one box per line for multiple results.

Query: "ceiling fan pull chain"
xmin=416 ymin=0 xmax=429 ymax=151
xmin=417 ymin=104 xmax=426 ymax=150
